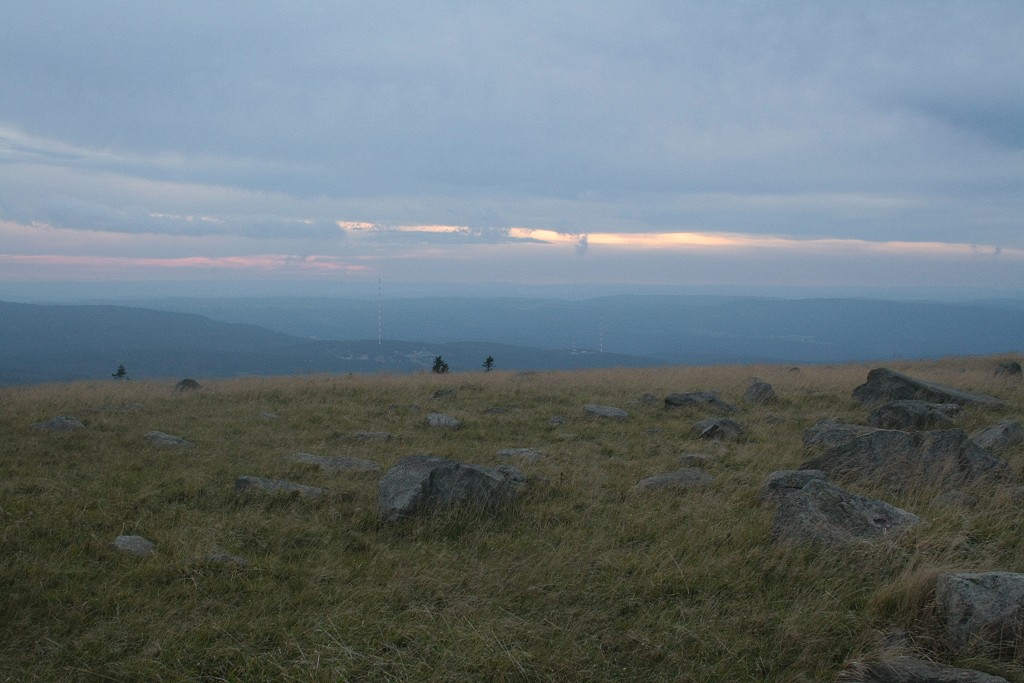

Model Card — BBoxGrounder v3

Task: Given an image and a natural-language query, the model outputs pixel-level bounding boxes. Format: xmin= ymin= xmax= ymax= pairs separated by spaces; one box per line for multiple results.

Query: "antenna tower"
xmin=377 ymin=276 xmax=382 ymax=345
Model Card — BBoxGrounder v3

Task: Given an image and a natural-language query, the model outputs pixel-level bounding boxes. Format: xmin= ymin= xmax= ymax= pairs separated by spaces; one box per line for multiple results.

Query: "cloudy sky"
xmin=2 ymin=2 xmax=1022 ymax=297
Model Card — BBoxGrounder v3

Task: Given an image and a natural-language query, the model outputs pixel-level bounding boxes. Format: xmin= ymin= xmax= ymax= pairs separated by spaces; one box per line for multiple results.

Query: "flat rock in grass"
xmin=936 ymin=572 xmax=1024 ymax=652
xmin=852 ymin=367 xmax=1006 ymax=408
xmin=664 ymin=391 xmax=737 ymax=414
xmin=837 ymin=655 xmax=1008 ymax=682
xmin=759 ymin=469 xmax=827 ymax=503
xmin=31 ymin=415 xmax=84 ymax=432
xmin=352 ymin=431 xmax=394 ymax=441
xmin=289 ymin=452 xmax=380 ymax=472
xmin=771 ymin=478 xmax=920 ymax=546
xmin=630 ymin=468 xmax=713 ymax=494
xmin=867 ymin=400 xmax=960 ymax=431
xmin=377 ymin=454 xmax=526 ymax=523
xmin=113 ymin=535 xmax=156 ymax=557
xmin=971 ymin=421 xmax=1024 ymax=453
xmin=694 ymin=417 xmax=744 ymax=441
xmin=497 ymin=448 xmax=545 ymax=463
xmin=202 ymin=551 xmax=249 ymax=567
xmin=584 ymin=404 xmax=628 ymax=421
xmin=743 ymin=380 xmax=776 ymax=404
xmin=801 ymin=428 xmax=1012 ymax=492
xmin=144 ymin=430 xmax=193 ymax=447
xmin=234 ymin=475 xmax=327 ymax=498
xmin=803 ymin=419 xmax=878 ymax=449
xmin=677 ymin=452 xmax=717 ymax=468
xmin=425 ymin=412 xmax=462 ymax=429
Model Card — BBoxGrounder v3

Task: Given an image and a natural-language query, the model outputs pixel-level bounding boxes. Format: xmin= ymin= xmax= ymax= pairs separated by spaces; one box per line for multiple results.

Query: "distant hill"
xmin=0 ymin=301 xmax=658 ymax=385
xmin=92 ymin=294 xmax=1024 ymax=366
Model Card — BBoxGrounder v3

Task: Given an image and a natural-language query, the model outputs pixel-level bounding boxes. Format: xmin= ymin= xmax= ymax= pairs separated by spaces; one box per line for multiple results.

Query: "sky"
xmin=1 ymin=2 xmax=1023 ymax=299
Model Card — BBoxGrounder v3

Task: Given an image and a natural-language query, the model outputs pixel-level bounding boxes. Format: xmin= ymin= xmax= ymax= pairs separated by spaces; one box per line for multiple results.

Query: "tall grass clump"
xmin=1 ymin=355 xmax=1022 ymax=681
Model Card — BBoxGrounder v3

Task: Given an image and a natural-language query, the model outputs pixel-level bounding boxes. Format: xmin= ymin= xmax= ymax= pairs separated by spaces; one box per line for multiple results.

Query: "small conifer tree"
xmin=483 ymin=356 xmax=494 ymax=372
xmin=112 ymin=364 xmax=127 ymax=380
xmin=432 ymin=356 xmax=449 ymax=374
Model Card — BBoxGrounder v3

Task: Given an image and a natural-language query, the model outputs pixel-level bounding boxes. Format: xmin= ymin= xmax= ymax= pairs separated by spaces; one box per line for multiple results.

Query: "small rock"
xmin=743 ymin=380 xmax=776 ymax=404
xmin=677 ymin=453 xmax=717 ymax=468
xmin=113 ymin=535 xmax=156 ymax=557
xmin=30 ymin=415 xmax=84 ymax=432
xmin=694 ymin=418 xmax=744 ymax=441
xmin=234 ymin=475 xmax=327 ymax=498
xmin=144 ymin=431 xmax=193 ymax=448
xmin=432 ymin=388 xmax=457 ymax=399
xmin=837 ymin=655 xmax=1008 ymax=682
xmin=202 ymin=551 xmax=249 ymax=567
xmin=759 ymin=469 xmax=827 ymax=503
xmin=630 ymin=469 xmax=713 ymax=494
xmin=483 ymin=406 xmax=508 ymax=414
xmin=664 ymin=391 xmax=737 ymax=413
xmin=995 ymin=361 xmax=1022 ymax=377
xmin=259 ymin=412 xmax=280 ymax=420
xmin=497 ymin=448 xmax=545 ymax=463
xmin=584 ymin=404 xmax=628 ymax=421
xmin=289 ymin=453 xmax=381 ymax=472
xmin=352 ymin=431 xmax=394 ymax=441
xmin=175 ymin=378 xmax=202 ymax=392
xmin=425 ymin=412 xmax=462 ymax=429
xmin=549 ymin=415 xmax=567 ymax=426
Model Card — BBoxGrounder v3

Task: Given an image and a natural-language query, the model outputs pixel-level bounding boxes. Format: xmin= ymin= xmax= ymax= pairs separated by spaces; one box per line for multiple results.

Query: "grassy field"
xmin=2 ymin=356 xmax=1023 ymax=681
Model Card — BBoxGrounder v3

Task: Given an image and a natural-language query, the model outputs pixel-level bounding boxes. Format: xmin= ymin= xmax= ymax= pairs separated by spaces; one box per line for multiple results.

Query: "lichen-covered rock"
xmin=803 ymin=419 xmax=878 ymax=449
xmin=113 ymin=535 xmax=156 ymax=557
xmin=425 ymin=412 xmax=462 ymax=429
xmin=497 ymin=448 xmax=545 ymax=463
xmin=771 ymin=478 xmax=920 ymax=546
xmin=694 ymin=417 xmax=744 ymax=441
xmin=664 ymin=391 xmax=736 ymax=413
xmin=971 ymin=421 xmax=1023 ymax=453
xmin=288 ymin=453 xmax=380 ymax=472
xmin=759 ymin=469 xmax=827 ymax=503
xmin=995 ymin=361 xmax=1022 ymax=377
xmin=743 ymin=380 xmax=776 ymax=404
xmin=377 ymin=455 xmax=526 ymax=522
xmin=837 ymin=655 xmax=1007 ymax=682
xmin=144 ymin=431 xmax=193 ymax=447
xmin=629 ymin=469 xmax=713 ymax=494
xmin=234 ymin=475 xmax=327 ymax=498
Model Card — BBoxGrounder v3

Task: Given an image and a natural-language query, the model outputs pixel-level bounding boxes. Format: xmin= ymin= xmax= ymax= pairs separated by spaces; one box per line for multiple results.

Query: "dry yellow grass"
xmin=1 ymin=355 xmax=1022 ymax=681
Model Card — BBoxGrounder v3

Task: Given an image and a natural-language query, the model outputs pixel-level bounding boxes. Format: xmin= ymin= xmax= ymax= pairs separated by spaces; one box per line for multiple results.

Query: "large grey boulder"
xmin=759 ymin=469 xmax=827 ymax=504
xmin=853 ymin=368 xmax=1005 ymax=408
xmin=971 ymin=421 xmax=1024 ymax=453
xmin=694 ymin=417 xmax=744 ymax=441
xmin=113 ymin=535 xmax=156 ymax=557
xmin=867 ymin=400 xmax=959 ymax=431
xmin=803 ymin=419 xmax=878 ymax=448
xmin=801 ymin=428 xmax=1012 ymax=492
xmin=144 ymin=431 xmax=193 ymax=447
xmin=234 ymin=475 xmax=327 ymax=498
xmin=837 ymin=655 xmax=1008 ymax=682
xmin=629 ymin=468 xmax=713 ymax=494
xmin=771 ymin=478 xmax=921 ymax=546
xmin=378 ymin=455 xmax=526 ymax=522
xmin=289 ymin=453 xmax=380 ymax=472
xmin=583 ymin=404 xmax=628 ymax=421
xmin=664 ymin=391 xmax=736 ymax=414
xmin=425 ymin=412 xmax=462 ymax=429
xmin=31 ymin=415 xmax=84 ymax=432
xmin=936 ymin=572 xmax=1024 ymax=651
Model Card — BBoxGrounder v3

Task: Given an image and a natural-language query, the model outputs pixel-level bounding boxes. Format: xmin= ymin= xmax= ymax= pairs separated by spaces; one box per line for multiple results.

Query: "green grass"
xmin=2 ymin=357 xmax=1023 ymax=681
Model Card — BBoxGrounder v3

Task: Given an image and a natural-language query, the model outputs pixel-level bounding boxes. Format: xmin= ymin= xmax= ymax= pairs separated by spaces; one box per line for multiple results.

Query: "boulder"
xmin=234 ymin=475 xmax=327 ymax=498
xmin=867 ymin=400 xmax=960 ymax=430
xmin=175 ymin=378 xmax=202 ymax=392
xmin=629 ymin=468 xmax=713 ymax=494
xmin=377 ymin=455 xmax=526 ymax=522
xmin=971 ymin=421 xmax=1023 ymax=453
xmin=759 ymin=469 xmax=827 ymax=503
xmin=801 ymin=428 xmax=1012 ymax=492
xmin=584 ymin=404 xmax=628 ymax=421
xmin=694 ymin=417 xmax=744 ymax=441
xmin=144 ymin=431 xmax=193 ymax=447
xmin=936 ymin=572 xmax=1024 ymax=652
xmin=664 ymin=391 xmax=736 ymax=414
xmin=771 ymin=478 xmax=920 ymax=546
xmin=852 ymin=368 xmax=1005 ymax=408
xmin=837 ymin=655 xmax=1008 ymax=682
xmin=113 ymin=535 xmax=156 ymax=557
xmin=288 ymin=453 xmax=380 ymax=472
xmin=803 ymin=419 xmax=878 ymax=448
xmin=425 ymin=412 xmax=462 ymax=429
xmin=497 ymin=448 xmax=545 ymax=463
xmin=30 ymin=415 xmax=84 ymax=432
xmin=743 ymin=380 xmax=776 ymax=404
xmin=995 ymin=361 xmax=1022 ymax=377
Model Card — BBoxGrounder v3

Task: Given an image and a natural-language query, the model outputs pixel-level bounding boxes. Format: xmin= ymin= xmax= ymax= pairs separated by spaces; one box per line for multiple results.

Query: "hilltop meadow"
xmin=2 ymin=356 xmax=1023 ymax=681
